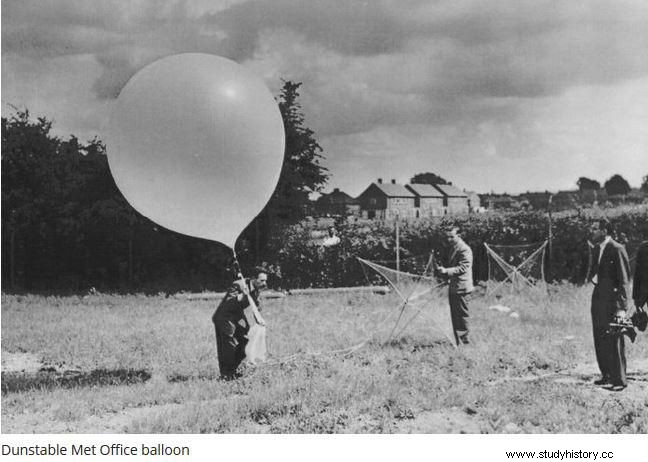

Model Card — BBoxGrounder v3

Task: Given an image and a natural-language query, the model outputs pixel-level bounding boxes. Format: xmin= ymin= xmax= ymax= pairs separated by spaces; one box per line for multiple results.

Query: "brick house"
xmin=432 ymin=184 xmax=469 ymax=214
xmin=405 ymin=184 xmax=445 ymax=218
xmin=356 ymin=179 xmax=416 ymax=220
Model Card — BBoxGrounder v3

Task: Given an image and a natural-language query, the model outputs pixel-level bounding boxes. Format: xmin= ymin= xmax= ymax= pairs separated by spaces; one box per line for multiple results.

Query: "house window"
xmin=370 ymin=198 xmax=377 ymax=206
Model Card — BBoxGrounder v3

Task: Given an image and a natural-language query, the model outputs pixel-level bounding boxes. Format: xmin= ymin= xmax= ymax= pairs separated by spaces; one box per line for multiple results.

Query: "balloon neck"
xmin=230 ymin=248 xmax=242 ymax=280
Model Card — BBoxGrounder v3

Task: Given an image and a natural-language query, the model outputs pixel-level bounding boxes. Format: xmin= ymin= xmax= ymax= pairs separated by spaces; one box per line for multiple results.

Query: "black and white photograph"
xmin=2 ymin=0 xmax=648 ymax=448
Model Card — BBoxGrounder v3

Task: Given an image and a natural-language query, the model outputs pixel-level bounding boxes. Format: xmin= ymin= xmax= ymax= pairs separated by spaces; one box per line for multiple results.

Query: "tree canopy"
xmin=410 ymin=172 xmax=449 ymax=185
xmin=604 ymin=174 xmax=631 ymax=196
xmin=576 ymin=177 xmax=601 ymax=190
xmin=268 ymin=80 xmax=329 ymax=219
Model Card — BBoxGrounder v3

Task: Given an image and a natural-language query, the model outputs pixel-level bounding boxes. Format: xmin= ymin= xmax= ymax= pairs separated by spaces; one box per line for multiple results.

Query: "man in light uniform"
xmin=435 ymin=227 xmax=474 ymax=345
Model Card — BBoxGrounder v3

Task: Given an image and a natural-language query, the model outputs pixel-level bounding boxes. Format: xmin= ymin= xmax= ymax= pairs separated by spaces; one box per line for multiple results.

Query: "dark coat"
xmin=213 ymin=279 xmax=261 ymax=324
xmin=632 ymin=241 xmax=648 ymax=308
xmin=588 ymin=238 xmax=631 ymax=318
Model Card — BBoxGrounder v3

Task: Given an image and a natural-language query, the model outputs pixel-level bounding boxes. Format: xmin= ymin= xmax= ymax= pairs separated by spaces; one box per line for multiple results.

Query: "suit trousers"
xmin=591 ymin=286 xmax=627 ymax=386
xmin=213 ymin=317 xmax=249 ymax=378
xmin=449 ymin=292 xmax=470 ymax=344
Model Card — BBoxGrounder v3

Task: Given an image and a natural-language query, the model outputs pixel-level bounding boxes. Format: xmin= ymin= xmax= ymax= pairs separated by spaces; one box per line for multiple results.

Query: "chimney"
xmin=391 ymin=179 xmax=396 ymax=184
xmin=377 ymin=178 xmax=383 ymax=184
xmin=333 ymin=188 xmax=339 ymax=192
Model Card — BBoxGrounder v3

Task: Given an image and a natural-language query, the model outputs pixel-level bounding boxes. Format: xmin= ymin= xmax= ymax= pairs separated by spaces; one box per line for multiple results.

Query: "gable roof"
xmin=432 ymin=184 xmax=468 ymax=197
xmin=405 ymin=184 xmax=444 ymax=198
xmin=316 ymin=189 xmax=358 ymax=205
xmin=372 ymin=182 xmax=416 ymax=198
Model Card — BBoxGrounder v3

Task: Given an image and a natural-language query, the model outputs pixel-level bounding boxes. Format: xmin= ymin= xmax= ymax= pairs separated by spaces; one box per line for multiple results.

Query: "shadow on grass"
xmin=1 ymin=368 xmax=151 ymax=394
xmin=167 ymin=372 xmax=219 ymax=383
xmin=382 ymin=337 xmax=452 ymax=352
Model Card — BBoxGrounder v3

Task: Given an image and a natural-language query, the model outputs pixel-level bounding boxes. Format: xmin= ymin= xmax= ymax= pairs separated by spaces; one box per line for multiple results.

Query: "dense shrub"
xmin=265 ymin=207 xmax=648 ymax=289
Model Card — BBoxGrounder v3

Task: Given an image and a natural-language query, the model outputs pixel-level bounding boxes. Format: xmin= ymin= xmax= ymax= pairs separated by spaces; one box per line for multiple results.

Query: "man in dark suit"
xmin=436 ymin=227 xmax=474 ymax=345
xmin=587 ymin=219 xmax=631 ymax=391
xmin=633 ymin=240 xmax=648 ymax=312
xmin=212 ymin=271 xmax=267 ymax=380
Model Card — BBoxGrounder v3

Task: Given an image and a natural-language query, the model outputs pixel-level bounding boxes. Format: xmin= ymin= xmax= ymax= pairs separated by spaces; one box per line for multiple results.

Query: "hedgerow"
xmin=265 ymin=206 xmax=648 ymax=289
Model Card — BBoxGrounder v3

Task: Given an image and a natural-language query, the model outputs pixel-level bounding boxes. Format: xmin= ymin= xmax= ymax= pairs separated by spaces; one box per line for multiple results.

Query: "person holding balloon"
xmin=105 ymin=53 xmax=285 ymax=379
xmin=212 ymin=270 xmax=268 ymax=380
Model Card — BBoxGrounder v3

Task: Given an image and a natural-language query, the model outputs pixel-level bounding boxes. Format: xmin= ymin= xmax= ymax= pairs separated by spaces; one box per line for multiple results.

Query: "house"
xmin=314 ymin=188 xmax=360 ymax=216
xmin=432 ymin=183 xmax=469 ymax=214
xmin=405 ymin=183 xmax=445 ymax=218
xmin=356 ymin=179 xmax=416 ymax=220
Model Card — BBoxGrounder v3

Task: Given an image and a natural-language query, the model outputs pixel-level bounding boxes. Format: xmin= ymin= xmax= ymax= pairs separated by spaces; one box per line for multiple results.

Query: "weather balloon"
xmin=106 ymin=53 xmax=285 ymax=249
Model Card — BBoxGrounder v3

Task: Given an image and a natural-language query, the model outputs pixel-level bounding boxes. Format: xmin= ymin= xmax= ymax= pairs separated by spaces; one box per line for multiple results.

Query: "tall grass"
xmin=2 ymin=285 xmax=647 ymax=433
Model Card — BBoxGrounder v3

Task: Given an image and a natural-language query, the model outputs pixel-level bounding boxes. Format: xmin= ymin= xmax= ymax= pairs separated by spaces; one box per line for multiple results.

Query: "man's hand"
xmin=613 ymin=310 xmax=628 ymax=325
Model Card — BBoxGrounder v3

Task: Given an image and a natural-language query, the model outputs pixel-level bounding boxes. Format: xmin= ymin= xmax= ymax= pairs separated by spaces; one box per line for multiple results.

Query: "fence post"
xmin=395 ymin=210 xmax=400 ymax=283
xmin=547 ymin=194 xmax=553 ymax=282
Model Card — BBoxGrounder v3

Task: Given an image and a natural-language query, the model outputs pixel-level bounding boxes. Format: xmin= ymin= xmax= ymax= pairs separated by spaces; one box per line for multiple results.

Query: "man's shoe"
xmin=609 ymin=384 xmax=627 ymax=392
xmin=594 ymin=376 xmax=611 ymax=386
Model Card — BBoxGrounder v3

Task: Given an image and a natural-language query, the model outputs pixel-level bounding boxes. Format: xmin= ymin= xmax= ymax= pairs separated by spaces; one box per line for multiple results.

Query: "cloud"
xmin=208 ymin=0 xmax=648 ymax=136
xmin=4 ymin=0 xmax=648 ymax=110
xmin=3 ymin=0 xmax=648 ymax=180
xmin=205 ymin=0 xmax=417 ymax=60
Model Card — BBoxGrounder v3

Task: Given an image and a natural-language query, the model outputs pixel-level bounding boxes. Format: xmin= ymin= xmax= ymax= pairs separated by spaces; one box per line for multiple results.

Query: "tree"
xmin=2 ymin=109 xmax=149 ymax=290
xmin=577 ymin=177 xmax=601 ymax=190
xmin=2 ymin=110 xmax=62 ymax=288
xmin=238 ymin=81 xmax=329 ymax=267
xmin=268 ymin=80 xmax=329 ymax=219
xmin=641 ymin=174 xmax=648 ymax=193
xmin=410 ymin=172 xmax=449 ymax=185
xmin=604 ymin=174 xmax=631 ymax=196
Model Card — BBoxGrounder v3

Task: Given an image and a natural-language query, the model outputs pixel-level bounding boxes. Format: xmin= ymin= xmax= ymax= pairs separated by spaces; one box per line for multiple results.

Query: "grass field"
xmin=1 ymin=285 xmax=647 ymax=433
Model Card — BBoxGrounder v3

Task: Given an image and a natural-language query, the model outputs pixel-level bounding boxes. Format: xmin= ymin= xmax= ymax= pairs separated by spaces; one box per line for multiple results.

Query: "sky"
xmin=2 ymin=0 xmax=648 ymax=196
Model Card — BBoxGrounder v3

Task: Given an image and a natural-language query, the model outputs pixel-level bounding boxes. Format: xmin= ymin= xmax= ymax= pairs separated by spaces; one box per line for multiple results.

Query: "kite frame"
xmin=357 ymin=255 xmax=455 ymax=347
xmin=484 ymin=240 xmax=548 ymax=297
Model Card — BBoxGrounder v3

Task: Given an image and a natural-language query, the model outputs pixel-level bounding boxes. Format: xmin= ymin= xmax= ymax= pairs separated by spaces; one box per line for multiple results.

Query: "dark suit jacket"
xmin=213 ymin=279 xmax=261 ymax=323
xmin=633 ymin=241 xmax=648 ymax=307
xmin=588 ymin=239 xmax=631 ymax=324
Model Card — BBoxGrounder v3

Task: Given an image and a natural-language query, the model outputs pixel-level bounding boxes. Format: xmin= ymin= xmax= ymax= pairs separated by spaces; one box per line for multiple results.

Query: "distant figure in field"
xmin=587 ymin=219 xmax=631 ymax=391
xmin=435 ymin=226 xmax=474 ymax=345
xmin=322 ymin=226 xmax=340 ymax=247
xmin=633 ymin=240 xmax=648 ymax=311
xmin=212 ymin=270 xmax=267 ymax=380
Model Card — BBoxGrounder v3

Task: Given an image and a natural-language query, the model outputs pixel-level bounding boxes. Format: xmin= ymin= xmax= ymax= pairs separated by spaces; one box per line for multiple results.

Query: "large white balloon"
xmin=106 ymin=53 xmax=285 ymax=248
